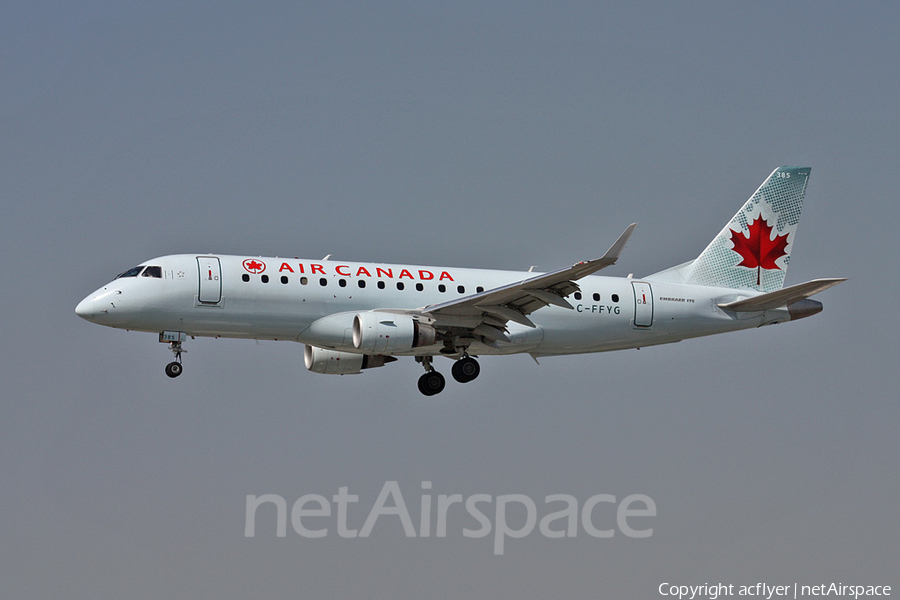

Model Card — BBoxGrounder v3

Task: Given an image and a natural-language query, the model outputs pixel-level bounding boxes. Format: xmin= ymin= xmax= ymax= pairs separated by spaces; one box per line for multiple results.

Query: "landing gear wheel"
xmin=165 ymin=361 xmax=183 ymax=378
xmin=417 ymin=371 xmax=446 ymax=396
xmin=451 ymin=357 xmax=480 ymax=383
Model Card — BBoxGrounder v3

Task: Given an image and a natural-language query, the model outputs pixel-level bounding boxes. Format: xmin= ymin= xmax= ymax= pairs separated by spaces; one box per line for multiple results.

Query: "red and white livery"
xmin=76 ymin=167 xmax=844 ymax=395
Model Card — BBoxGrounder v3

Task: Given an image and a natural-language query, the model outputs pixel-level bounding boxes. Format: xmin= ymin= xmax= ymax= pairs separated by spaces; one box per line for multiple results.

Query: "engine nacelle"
xmin=352 ymin=311 xmax=437 ymax=354
xmin=304 ymin=345 xmax=396 ymax=375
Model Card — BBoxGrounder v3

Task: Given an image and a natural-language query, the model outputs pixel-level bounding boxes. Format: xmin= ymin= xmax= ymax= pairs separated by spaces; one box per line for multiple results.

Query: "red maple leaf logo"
xmin=243 ymin=259 xmax=266 ymax=274
xmin=729 ymin=215 xmax=789 ymax=286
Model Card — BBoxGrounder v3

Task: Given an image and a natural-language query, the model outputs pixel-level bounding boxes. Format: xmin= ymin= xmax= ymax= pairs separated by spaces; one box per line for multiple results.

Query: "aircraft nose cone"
xmin=75 ymin=294 xmax=109 ymax=322
xmin=75 ymin=296 xmax=95 ymax=321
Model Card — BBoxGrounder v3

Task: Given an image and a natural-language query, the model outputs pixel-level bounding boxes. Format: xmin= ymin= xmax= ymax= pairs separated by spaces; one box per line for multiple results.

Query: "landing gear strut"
xmin=416 ymin=356 xmax=445 ymax=396
xmin=165 ymin=340 xmax=185 ymax=378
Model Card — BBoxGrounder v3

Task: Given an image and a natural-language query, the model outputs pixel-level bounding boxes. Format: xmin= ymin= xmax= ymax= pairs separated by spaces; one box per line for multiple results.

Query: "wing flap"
xmin=522 ymin=288 xmax=573 ymax=309
xmin=472 ymin=323 xmax=510 ymax=343
xmin=475 ymin=304 xmax=537 ymax=328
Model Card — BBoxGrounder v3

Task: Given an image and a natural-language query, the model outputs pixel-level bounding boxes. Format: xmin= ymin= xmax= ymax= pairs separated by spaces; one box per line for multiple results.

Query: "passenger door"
xmin=632 ymin=281 xmax=653 ymax=327
xmin=197 ymin=256 xmax=222 ymax=304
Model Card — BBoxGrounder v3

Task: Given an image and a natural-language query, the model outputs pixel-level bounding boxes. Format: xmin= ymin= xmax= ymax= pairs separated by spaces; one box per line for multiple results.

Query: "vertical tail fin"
xmin=647 ymin=166 xmax=811 ymax=292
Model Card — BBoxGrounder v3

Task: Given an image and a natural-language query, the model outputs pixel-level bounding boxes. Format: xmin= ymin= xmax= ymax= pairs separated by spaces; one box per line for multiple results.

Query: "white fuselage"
xmin=74 ymin=167 xmax=837 ymax=395
xmin=75 ymin=254 xmax=793 ymax=358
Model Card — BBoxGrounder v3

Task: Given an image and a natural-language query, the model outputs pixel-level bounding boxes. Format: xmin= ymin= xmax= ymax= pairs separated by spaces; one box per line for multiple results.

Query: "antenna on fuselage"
xmin=322 ymin=254 xmax=331 ymax=261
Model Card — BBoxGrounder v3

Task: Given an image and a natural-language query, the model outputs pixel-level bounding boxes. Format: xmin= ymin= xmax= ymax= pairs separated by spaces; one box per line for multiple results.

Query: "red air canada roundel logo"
xmin=243 ymin=259 xmax=266 ymax=274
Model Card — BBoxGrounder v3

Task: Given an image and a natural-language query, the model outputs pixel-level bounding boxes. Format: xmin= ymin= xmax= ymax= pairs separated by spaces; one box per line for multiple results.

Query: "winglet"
xmin=603 ymin=223 xmax=637 ymax=264
xmin=566 ymin=223 xmax=637 ymax=279
xmin=528 ymin=223 xmax=638 ymax=285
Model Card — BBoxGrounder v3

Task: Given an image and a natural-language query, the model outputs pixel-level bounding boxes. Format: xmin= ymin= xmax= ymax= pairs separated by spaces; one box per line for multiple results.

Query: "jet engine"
xmin=352 ymin=311 xmax=437 ymax=354
xmin=304 ymin=345 xmax=395 ymax=375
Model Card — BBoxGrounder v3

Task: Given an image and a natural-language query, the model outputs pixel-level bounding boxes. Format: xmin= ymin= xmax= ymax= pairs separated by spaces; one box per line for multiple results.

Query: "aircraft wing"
xmin=419 ymin=224 xmax=636 ymax=341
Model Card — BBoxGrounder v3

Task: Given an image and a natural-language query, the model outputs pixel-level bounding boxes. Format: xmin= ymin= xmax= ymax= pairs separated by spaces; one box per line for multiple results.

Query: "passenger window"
xmin=319 ymin=278 xmax=328 ymax=287
xmin=457 ymin=285 xmax=465 ymax=294
xmin=261 ymin=275 xmax=269 ymax=284
xmin=358 ymin=280 xmax=366 ymax=288
xmin=141 ymin=266 xmax=162 ymax=278
xmin=300 ymin=277 xmax=308 ymax=285
xmin=281 ymin=276 xmax=289 ymax=284
xmin=242 ymin=274 xmax=250 ymax=282
xmin=612 ymin=294 xmax=619 ymax=302
xmin=573 ymin=292 xmax=582 ymax=300
xmin=397 ymin=282 xmax=405 ymax=291
xmin=476 ymin=286 xmax=484 ymax=293
xmin=593 ymin=293 xmax=600 ymax=301
xmin=416 ymin=283 xmax=424 ymax=291
xmin=377 ymin=281 xmax=385 ymax=290
xmin=438 ymin=284 xmax=446 ymax=293
xmin=339 ymin=279 xmax=347 ymax=288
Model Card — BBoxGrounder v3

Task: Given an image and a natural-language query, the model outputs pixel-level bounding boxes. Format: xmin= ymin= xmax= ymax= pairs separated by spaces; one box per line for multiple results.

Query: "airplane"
xmin=76 ymin=167 xmax=844 ymax=396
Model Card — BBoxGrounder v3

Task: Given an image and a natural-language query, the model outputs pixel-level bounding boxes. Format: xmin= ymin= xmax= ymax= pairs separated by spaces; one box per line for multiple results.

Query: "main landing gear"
xmin=165 ymin=340 xmax=185 ymax=378
xmin=416 ymin=356 xmax=444 ymax=396
xmin=417 ymin=370 xmax=445 ymax=396
xmin=451 ymin=356 xmax=480 ymax=383
xmin=416 ymin=354 xmax=480 ymax=396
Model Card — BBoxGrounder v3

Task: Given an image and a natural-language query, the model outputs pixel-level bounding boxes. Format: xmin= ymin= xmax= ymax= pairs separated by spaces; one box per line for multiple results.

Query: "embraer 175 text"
xmin=77 ymin=167 xmax=844 ymax=395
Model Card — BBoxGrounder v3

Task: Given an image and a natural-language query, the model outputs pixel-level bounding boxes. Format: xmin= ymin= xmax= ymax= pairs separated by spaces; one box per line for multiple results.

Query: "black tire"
xmin=165 ymin=361 xmax=183 ymax=378
xmin=417 ymin=371 xmax=445 ymax=396
xmin=451 ymin=357 xmax=480 ymax=383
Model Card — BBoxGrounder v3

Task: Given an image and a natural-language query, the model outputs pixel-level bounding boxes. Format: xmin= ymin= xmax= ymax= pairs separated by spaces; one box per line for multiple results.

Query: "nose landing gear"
xmin=165 ymin=360 xmax=183 ymax=378
xmin=165 ymin=340 xmax=186 ymax=378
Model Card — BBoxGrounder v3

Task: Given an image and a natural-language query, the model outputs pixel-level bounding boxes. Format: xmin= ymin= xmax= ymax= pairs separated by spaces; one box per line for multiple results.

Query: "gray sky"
xmin=2 ymin=2 xmax=897 ymax=598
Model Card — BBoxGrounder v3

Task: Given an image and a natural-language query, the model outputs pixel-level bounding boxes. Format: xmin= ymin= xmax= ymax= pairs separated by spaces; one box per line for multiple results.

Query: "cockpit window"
xmin=116 ymin=266 xmax=144 ymax=279
xmin=141 ymin=266 xmax=162 ymax=278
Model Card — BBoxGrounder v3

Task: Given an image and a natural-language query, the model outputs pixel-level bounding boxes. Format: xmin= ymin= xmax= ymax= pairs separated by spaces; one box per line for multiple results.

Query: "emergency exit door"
xmin=197 ymin=256 xmax=222 ymax=304
xmin=632 ymin=281 xmax=653 ymax=327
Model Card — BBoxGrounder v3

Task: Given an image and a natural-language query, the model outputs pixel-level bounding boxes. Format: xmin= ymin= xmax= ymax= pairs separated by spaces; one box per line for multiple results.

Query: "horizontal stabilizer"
xmin=717 ymin=278 xmax=846 ymax=312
